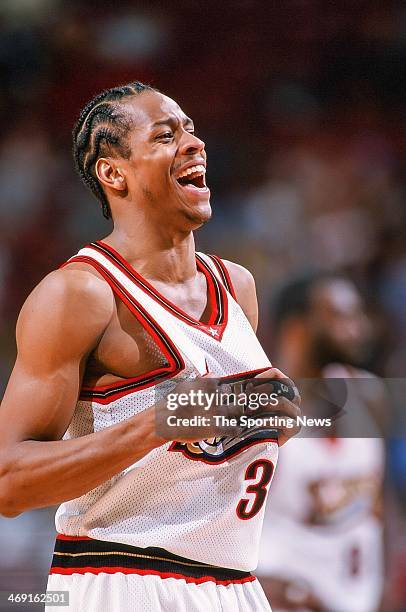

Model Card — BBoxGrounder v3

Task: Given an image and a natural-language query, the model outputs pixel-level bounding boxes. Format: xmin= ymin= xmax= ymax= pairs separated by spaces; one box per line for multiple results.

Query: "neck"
xmin=103 ymin=207 xmax=198 ymax=283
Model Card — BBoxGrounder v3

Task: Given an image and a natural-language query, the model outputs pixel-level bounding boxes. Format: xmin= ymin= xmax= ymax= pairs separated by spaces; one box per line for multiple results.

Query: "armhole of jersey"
xmin=60 ymin=256 xmax=185 ymax=404
xmin=203 ymin=254 xmax=237 ymax=300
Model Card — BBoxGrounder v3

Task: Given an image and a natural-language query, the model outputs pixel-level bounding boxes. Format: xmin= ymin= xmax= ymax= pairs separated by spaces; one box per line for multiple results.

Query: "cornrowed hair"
xmin=73 ymin=82 xmax=156 ymax=219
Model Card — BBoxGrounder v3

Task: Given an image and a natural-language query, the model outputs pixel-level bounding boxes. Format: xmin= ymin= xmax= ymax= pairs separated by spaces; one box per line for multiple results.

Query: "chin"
xmin=183 ymin=201 xmax=212 ymax=228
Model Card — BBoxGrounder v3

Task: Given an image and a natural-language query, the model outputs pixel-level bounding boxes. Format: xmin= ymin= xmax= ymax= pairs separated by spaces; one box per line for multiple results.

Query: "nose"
xmin=179 ymin=130 xmax=205 ymax=156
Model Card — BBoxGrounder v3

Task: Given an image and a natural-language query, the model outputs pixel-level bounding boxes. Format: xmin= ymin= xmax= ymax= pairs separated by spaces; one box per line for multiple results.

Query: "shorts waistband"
xmin=50 ymin=535 xmax=255 ymax=586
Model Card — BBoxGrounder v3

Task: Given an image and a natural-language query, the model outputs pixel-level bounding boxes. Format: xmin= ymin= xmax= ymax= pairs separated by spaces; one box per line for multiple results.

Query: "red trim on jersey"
xmin=195 ymin=253 xmax=227 ymax=328
xmin=196 ymin=256 xmax=220 ymax=327
xmin=56 ymin=534 xmax=92 ymax=541
xmin=81 ymin=365 xmax=169 ymax=392
xmin=196 ymin=254 xmax=228 ymax=339
xmin=169 ymin=367 xmax=277 ymax=463
xmin=217 ymin=367 xmax=271 ymax=381
xmin=208 ymin=254 xmax=237 ymax=300
xmin=169 ymin=436 xmax=278 ymax=465
xmin=62 ymin=256 xmax=184 ymax=404
xmin=49 ymin=565 xmax=256 ymax=585
xmin=89 ymin=241 xmax=229 ymax=340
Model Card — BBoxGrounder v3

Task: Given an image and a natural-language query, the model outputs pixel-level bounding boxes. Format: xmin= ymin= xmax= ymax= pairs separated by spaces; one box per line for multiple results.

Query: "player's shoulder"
xmin=14 ymin=264 xmax=115 ymax=364
xmin=214 ymin=257 xmax=256 ymax=296
xmin=18 ymin=263 xmax=114 ymax=330
xmin=34 ymin=263 xmax=112 ymax=305
xmin=208 ymin=256 xmax=258 ymax=330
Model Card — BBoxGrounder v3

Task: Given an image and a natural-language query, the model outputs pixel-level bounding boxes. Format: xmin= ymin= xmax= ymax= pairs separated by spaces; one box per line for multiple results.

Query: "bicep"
xmin=1 ymin=358 xmax=82 ymax=444
xmin=0 ymin=270 xmax=113 ymax=446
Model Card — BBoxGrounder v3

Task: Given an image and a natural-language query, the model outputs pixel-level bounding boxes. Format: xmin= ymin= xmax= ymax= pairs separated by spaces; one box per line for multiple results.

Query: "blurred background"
xmin=0 ymin=0 xmax=405 ymax=610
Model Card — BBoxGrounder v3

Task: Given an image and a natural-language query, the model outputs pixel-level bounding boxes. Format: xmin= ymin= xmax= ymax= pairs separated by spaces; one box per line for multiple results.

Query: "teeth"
xmin=177 ymin=164 xmax=205 ymax=179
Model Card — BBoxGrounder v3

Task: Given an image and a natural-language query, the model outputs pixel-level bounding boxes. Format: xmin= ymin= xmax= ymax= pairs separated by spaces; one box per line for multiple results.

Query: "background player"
xmin=257 ymin=273 xmax=385 ymax=612
xmin=0 ymin=83 xmax=300 ymax=611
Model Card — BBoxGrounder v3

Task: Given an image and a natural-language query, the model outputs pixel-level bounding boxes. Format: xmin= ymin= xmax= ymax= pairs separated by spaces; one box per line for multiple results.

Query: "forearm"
xmin=0 ymin=409 xmax=164 ymax=516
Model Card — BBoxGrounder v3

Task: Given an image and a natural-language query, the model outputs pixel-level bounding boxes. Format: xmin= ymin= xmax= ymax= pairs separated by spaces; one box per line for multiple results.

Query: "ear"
xmin=95 ymin=158 xmax=127 ymax=193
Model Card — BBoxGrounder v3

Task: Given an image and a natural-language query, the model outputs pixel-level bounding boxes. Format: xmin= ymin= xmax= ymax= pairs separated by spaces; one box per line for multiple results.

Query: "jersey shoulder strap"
xmin=196 ymin=253 xmax=237 ymax=299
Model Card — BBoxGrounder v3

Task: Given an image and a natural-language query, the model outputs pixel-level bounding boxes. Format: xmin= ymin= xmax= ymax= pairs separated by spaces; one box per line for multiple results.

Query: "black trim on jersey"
xmin=66 ymin=256 xmax=184 ymax=401
xmin=169 ymin=434 xmax=278 ymax=464
xmin=91 ymin=241 xmax=226 ymax=327
xmin=195 ymin=252 xmax=225 ymax=325
xmin=52 ymin=538 xmax=253 ymax=582
xmin=207 ymin=254 xmax=236 ymax=299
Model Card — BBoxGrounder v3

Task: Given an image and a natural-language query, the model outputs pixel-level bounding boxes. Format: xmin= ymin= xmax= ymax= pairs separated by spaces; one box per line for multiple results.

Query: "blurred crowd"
xmin=0 ymin=1 xmax=405 ymax=609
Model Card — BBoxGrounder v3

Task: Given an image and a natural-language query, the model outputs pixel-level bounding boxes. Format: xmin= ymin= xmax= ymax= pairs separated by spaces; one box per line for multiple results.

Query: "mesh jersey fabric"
xmin=55 ymin=243 xmax=278 ymax=571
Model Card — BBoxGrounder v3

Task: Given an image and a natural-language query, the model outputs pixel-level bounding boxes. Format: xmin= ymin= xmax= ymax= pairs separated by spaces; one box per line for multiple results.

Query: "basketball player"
xmin=257 ymin=274 xmax=385 ymax=612
xmin=0 ymin=83 xmax=300 ymax=611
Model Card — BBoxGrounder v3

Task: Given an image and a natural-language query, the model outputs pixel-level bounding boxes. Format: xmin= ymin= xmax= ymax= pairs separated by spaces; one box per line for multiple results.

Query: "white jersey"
xmin=55 ymin=241 xmax=278 ymax=572
xmin=258 ymin=430 xmax=384 ymax=610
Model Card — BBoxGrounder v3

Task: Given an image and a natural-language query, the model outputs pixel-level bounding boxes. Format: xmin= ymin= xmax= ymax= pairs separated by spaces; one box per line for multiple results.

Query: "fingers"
xmin=238 ymin=387 xmax=301 ymax=447
xmin=243 ymin=397 xmax=301 ymax=440
xmin=156 ymin=368 xmax=302 ymax=445
xmin=278 ymin=428 xmax=300 ymax=446
xmin=254 ymin=367 xmax=286 ymax=380
xmin=248 ymin=379 xmax=301 ymax=407
xmin=254 ymin=367 xmax=296 ymax=390
xmin=277 ymin=416 xmax=301 ymax=447
xmin=273 ymin=396 xmax=301 ymax=420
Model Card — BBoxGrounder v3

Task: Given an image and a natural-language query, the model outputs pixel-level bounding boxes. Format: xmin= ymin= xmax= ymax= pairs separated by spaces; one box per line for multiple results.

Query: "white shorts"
xmin=46 ymin=536 xmax=271 ymax=612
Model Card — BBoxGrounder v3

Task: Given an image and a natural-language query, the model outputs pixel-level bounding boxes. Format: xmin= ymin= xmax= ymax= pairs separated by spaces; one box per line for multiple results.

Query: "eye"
xmin=157 ymin=131 xmax=173 ymax=140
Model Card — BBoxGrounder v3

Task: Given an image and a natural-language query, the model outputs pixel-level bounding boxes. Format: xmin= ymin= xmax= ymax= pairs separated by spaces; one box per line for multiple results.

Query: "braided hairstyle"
xmin=73 ymin=82 xmax=156 ymax=219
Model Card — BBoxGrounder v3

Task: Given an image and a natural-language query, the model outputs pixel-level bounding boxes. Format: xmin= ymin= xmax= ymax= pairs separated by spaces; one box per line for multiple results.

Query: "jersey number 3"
xmin=236 ymin=459 xmax=274 ymax=520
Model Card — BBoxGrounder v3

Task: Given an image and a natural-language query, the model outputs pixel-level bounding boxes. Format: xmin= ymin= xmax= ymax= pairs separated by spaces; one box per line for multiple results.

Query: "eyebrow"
xmin=151 ymin=116 xmax=194 ymax=129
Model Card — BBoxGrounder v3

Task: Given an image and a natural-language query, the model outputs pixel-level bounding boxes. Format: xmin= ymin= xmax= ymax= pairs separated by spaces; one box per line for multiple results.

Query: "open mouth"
xmin=176 ymin=164 xmax=207 ymax=190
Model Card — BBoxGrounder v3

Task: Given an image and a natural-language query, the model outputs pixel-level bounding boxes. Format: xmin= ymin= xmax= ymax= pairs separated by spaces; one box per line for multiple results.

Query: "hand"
xmin=154 ymin=375 xmax=244 ymax=442
xmin=154 ymin=368 xmax=301 ymax=446
xmin=244 ymin=367 xmax=301 ymax=446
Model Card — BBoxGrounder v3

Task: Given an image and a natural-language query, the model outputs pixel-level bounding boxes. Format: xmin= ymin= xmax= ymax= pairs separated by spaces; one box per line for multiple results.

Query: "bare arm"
xmin=0 ymin=269 xmax=165 ymax=518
